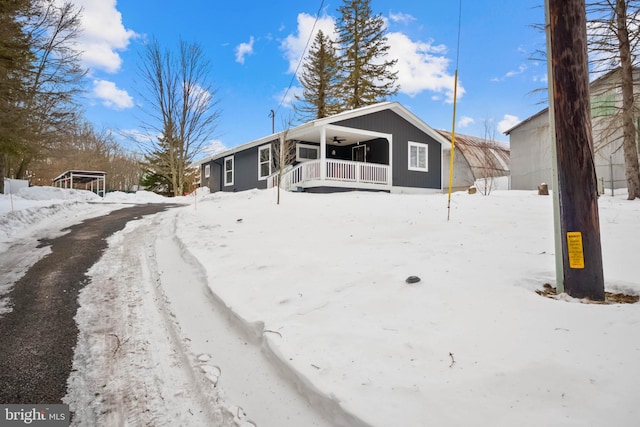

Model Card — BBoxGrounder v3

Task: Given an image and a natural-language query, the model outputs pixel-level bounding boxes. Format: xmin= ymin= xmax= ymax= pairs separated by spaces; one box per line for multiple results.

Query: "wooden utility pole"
xmin=546 ymin=0 xmax=605 ymax=300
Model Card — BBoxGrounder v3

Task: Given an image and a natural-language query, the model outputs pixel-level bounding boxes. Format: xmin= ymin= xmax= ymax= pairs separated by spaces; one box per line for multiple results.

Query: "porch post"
xmin=388 ymin=136 xmax=393 ymax=187
xmin=320 ymin=127 xmax=327 ymax=180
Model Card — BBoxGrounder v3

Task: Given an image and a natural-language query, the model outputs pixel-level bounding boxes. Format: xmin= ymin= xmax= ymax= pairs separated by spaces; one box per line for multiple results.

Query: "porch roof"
xmin=196 ymin=102 xmax=451 ymax=166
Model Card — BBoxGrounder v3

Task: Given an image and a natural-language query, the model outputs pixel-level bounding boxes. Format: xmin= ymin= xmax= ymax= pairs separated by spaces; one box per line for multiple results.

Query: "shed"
xmin=438 ymin=130 xmax=510 ymax=191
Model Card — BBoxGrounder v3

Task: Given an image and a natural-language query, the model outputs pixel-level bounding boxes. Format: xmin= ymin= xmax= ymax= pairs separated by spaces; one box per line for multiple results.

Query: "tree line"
xmin=5 ymin=0 xmax=637 ymax=199
xmin=0 ymin=0 xmax=141 ymax=194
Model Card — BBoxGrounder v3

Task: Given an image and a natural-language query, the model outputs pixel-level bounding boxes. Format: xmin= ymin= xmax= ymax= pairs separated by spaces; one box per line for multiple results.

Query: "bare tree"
xmin=478 ymin=118 xmax=497 ymax=196
xmin=18 ymin=0 xmax=86 ymax=177
xmin=28 ymin=121 xmax=142 ymax=191
xmin=587 ymin=0 xmax=640 ymax=199
xmin=272 ymin=117 xmax=297 ymax=204
xmin=137 ymin=38 xmax=220 ymax=196
xmin=1 ymin=0 xmax=85 ymax=190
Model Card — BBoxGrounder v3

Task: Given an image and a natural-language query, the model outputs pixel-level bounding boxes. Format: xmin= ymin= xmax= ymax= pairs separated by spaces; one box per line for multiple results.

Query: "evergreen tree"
xmin=296 ymin=30 xmax=342 ymax=119
xmin=0 ymin=0 xmax=31 ymax=193
xmin=335 ymin=0 xmax=399 ymax=109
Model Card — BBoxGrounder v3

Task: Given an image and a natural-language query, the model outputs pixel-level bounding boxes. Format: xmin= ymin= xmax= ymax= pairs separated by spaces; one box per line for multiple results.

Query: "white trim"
xmin=195 ymin=102 xmax=450 ymax=167
xmin=258 ymin=144 xmax=272 ymax=181
xmin=408 ymin=141 xmax=428 ymax=172
xmin=224 ymin=155 xmax=234 ymax=186
xmin=296 ymin=143 xmax=319 ymax=162
xmin=390 ymin=185 xmax=442 ymax=195
xmin=352 ymin=144 xmax=367 ymax=162
xmin=204 ymin=164 xmax=211 ymax=178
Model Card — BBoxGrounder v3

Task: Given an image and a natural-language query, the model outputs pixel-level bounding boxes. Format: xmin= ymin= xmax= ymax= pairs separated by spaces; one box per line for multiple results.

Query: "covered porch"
xmin=268 ymin=124 xmax=393 ymax=192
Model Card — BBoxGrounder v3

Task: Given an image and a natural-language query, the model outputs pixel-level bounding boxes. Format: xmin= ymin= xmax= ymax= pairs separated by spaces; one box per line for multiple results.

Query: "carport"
xmin=53 ymin=170 xmax=106 ymax=197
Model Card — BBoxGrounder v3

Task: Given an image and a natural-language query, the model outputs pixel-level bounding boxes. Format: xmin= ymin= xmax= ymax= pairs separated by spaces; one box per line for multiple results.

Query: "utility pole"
xmin=546 ymin=0 xmax=605 ymax=300
xmin=269 ymin=109 xmax=275 ymax=134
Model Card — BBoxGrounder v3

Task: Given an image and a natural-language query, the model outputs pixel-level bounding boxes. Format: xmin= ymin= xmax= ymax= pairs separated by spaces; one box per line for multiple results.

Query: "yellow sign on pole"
xmin=567 ymin=231 xmax=585 ymax=269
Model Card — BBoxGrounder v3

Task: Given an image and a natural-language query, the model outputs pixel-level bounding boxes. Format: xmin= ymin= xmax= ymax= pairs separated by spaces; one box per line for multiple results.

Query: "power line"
xmin=274 ymin=0 xmax=326 ymax=117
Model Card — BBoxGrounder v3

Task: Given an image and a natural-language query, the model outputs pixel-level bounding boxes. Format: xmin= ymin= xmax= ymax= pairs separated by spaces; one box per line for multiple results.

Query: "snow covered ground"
xmin=1 ymin=184 xmax=639 ymax=426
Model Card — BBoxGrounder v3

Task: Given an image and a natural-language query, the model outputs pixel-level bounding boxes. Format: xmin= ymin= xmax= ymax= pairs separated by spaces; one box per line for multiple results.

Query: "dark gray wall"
xmin=202 ymin=142 xmax=275 ymax=193
xmin=335 ymin=110 xmax=442 ymax=189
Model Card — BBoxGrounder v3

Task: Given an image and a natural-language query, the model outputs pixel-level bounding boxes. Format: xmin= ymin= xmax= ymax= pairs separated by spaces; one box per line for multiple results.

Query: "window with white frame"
xmin=408 ymin=141 xmax=428 ymax=172
xmin=224 ymin=156 xmax=234 ymax=186
xmin=258 ymin=144 xmax=272 ymax=180
xmin=204 ymin=164 xmax=211 ymax=178
xmin=296 ymin=143 xmax=319 ymax=162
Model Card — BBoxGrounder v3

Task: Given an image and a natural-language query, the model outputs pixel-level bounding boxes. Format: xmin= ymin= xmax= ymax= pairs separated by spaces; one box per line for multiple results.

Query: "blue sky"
xmin=71 ymin=0 xmax=547 ymax=155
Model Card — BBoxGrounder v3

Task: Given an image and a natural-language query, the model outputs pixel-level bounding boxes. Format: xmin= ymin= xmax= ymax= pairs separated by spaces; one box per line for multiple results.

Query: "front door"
xmin=352 ymin=144 xmax=366 ymax=162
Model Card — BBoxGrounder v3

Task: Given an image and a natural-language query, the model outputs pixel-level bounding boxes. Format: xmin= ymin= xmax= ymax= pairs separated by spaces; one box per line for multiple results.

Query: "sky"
xmin=1 ymin=185 xmax=639 ymax=426
xmin=68 ymin=0 xmax=548 ymax=156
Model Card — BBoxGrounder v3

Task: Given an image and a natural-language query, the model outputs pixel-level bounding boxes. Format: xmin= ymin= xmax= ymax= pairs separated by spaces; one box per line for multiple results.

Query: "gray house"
xmin=199 ymin=102 xmax=464 ymax=194
xmin=506 ymin=68 xmax=639 ymax=191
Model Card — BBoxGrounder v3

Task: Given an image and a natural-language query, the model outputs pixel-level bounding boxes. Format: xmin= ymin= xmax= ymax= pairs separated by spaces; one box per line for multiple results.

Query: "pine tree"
xmin=335 ymin=0 xmax=399 ymax=109
xmin=296 ymin=30 xmax=342 ymax=119
xmin=0 ymin=0 xmax=32 ymax=192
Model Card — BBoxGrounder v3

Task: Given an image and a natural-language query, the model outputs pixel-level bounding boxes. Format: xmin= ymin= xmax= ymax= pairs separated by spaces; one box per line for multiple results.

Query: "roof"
xmin=436 ymin=130 xmax=510 ymax=178
xmin=52 ymin=170 xmax=106 ymax=184
xmin=196 ymin=102 xmax=452 ymax=165
xmin=503 ymin=67 xmax=636 ymax=135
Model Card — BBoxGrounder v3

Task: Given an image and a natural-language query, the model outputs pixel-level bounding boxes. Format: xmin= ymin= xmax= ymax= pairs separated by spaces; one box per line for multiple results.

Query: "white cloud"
xmin=273 ymin=86 xmax=303 ymax=109
xmin=387 ymin=32 xmax=464 ymax=102
xmin=202 ymin=139 xmax=227 ymax=156
xmin=497 ymin=114 xmax=520 ymax=133
xmin=280 ymin=13 xmax=462 ymax=103
xmin=92 ymin=79 xmax=134 ymax=110
xmin=67 ymin=0 xmax=138 ymax=73
xmin=492 ymin=64 xmax=528 ymax=82
xmin=281 ymin=13 xmax=337 ymax=75
xmin=187 ymin=83 xmax=213 ymax=106
xmin=533 ymin=73 xmax=548 ymax=84
xmin=458 ymin=116 xmax=475 ymax=128
xmin=235 ymin=36 xmax=255 ymax=64
xmin=389 ymin=12 xmax=416 ymax=25
xmin=505 ymin=64 xmax=527 ymax=78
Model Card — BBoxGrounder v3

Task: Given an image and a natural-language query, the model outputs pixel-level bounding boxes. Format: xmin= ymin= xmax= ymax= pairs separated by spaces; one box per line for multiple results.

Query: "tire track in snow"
xmin=158 ymin=209 xmax=370 ymax=427
xmin=151 ymin=210 xmax=341 ymax=426
xmin=66 ymin=215 xmax=235 ymax=426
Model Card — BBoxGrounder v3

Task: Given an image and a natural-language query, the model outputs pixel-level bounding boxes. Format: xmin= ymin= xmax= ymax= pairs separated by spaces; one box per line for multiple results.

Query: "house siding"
xmin=334 ymin=110 xmax=442 ymax=189
xmin=201 ymin=142 xmax=276 ymax=193
xmin=201 ymin=161 xmax=222 ymax=192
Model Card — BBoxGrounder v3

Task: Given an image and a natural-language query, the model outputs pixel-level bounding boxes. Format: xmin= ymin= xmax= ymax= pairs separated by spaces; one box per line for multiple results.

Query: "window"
xmin=258 ymin=145 xmax=272 ymax=180
xmin=296 ymin=143 xmax=319 ymax=162
xmin=224 ymin=156 xmax=234 ymax=186
xmin=408 ymin=142 xmax=428 ymax=172
xmin=591 ymin=92 xmax=615 ymax=118
xmin=204 ymin=164 xmax=211 ymax=178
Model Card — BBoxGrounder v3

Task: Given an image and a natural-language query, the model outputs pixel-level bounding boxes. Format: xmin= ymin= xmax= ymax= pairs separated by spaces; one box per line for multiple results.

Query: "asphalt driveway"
xmin=0 ymin=203 xmax=180 ymax=404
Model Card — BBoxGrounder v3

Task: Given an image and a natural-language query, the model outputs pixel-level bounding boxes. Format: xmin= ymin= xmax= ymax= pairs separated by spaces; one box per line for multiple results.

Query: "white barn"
xmin=505 ymin=68 xmax=638 ymax=192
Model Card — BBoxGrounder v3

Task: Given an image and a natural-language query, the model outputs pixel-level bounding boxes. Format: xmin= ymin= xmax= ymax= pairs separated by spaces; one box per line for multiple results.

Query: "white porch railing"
xmin=325 ymin=159 xmax=389 ymax=184
xmin=268 ymin=159 xmax=389 ymax=191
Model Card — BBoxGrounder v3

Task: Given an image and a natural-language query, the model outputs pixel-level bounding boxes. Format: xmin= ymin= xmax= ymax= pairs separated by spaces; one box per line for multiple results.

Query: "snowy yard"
xmin=1 ymin=186 xmax=639 ymax=426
